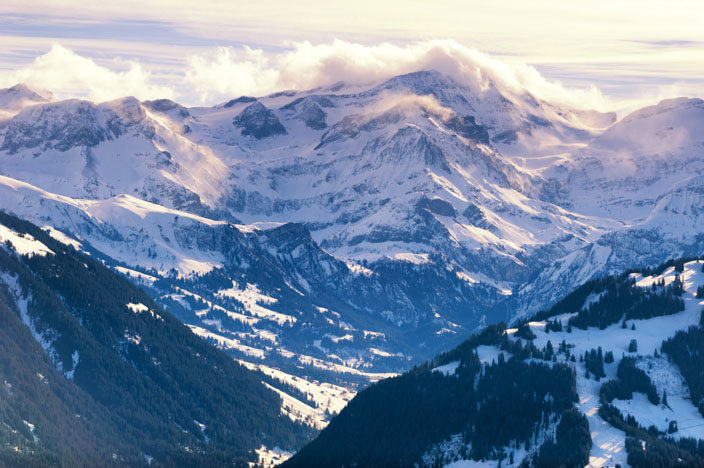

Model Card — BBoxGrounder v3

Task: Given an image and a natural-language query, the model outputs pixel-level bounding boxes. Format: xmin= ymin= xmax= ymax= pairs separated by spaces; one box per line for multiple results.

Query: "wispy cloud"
xmin=185 ymin=40 xmax=609 ymax=110
xmin=0 ymin=39 xmax=700 ymax=115
xmin=0 ymin=40 xmax=610 ymax=110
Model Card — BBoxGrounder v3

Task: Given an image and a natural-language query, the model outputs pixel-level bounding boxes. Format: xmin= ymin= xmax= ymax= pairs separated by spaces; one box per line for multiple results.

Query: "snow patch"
xmin=188 ymin=325 xmax=265 ymax=359
xmin=22 ymin=420 xmax=38 ymax=443
xmin=432 ymin=360 xmax=459 ymax=376
xmin=0 ymin=224 xmax=53 ymax=257
xmin=390 ymin=252 xmax=431 ymax=264
xmin=254 ymin=445 xmax=293 ymax=467
xmin=476 ymin=345 xmax=511 ymax=364
xmin=126 ymin=302 xmax=163 ymax=320
xmin=64 ymin=350 xmax=79 ymax=380
xmin=217 ymin=281 xmax=296 ymax=326
xmin=42 ymin=226 xmax=82 ymax=249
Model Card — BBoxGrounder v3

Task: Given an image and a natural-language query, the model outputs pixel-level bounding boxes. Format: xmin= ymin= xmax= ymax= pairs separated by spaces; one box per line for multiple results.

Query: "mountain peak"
xmin=233 ymin=101 xmax=287 ymax=139
xmin=2 ymin=83 xmax=52 ymax=100
xmin=367 ymin=70 xmax=469 ymax=105
xmin=622 ymin=96 xmax=704 ymax=123
xmin=0 ymin=83 xmax=52 ymax=117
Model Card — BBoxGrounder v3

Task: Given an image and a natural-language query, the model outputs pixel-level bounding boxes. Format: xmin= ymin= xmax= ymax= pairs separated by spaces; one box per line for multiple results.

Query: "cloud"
xmin=184 ymin=40 xmax=610 ymax=110
xmin=185 ymin=46 xmax=279 ymax=102
xmin=0 ymin=43 xmax=174 ymax=102
xmin=4 ymin=39 xmax=694 ymax=114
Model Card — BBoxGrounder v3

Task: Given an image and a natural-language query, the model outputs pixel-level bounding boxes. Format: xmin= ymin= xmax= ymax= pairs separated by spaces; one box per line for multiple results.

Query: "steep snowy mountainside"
xmin=286 ymin=259 xmax=704 ymax=467
xmin=0 ymin=95 xmax=229 ymax=211
xmin=543 ymin=97 xmax=704 ymax=221
xmin=219 ymin=91 xmax=614 ymax=270
xmin=174 ymin=72 xmax=619 ymax=290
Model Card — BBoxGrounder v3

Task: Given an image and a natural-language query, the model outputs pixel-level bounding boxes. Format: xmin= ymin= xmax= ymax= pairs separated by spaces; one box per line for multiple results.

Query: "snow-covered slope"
xmin=0 ymin=95 xmax=228 ymax=212
xmin=516 ymin=262 xmax=704 ymax=466
xmin=285 ymin=259 xmax=704 ymax=467
xmin=0 ymin=72 xmax=702 ymax=392
xmin=544 ymin=97 xmax=704 ymax=221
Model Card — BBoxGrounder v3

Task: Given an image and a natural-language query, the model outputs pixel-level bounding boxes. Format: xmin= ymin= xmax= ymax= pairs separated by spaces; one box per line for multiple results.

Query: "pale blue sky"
xmin=1 ymin=1 xmax=702 ymax=111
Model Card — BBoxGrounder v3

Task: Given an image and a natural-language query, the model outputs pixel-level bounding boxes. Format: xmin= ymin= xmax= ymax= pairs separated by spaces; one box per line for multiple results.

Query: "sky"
xmin=1 ymin=0 xmax=703 ymax=112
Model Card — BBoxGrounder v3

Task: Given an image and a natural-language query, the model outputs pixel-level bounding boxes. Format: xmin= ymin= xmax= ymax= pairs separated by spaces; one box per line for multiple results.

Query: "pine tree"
xmin=673 ymin=275 xmax=685 ymax=296
xmin=628 ymin=339 xmax=638 ymax=353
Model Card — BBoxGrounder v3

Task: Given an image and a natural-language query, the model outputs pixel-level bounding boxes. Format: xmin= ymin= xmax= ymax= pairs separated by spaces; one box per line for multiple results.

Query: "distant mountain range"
xmin=1 ymin=69 xmax=704 ymax=464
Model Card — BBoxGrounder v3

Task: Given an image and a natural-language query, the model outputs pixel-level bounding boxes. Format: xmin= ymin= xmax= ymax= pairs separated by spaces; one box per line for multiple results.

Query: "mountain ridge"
xmin=1 ymin=70 xmax=703 ymax=420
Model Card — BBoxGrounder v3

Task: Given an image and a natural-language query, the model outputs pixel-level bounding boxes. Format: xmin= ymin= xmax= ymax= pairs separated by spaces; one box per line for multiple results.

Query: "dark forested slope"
xmin=0 ymin=211 xmax=312 ymax=467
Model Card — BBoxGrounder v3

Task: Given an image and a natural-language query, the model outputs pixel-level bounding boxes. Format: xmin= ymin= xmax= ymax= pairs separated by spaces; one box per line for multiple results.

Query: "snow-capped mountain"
xmin=0 ymin=72 xmax=702 ymax=392
xmin=516 ymin=97 xmax=704 ymax=313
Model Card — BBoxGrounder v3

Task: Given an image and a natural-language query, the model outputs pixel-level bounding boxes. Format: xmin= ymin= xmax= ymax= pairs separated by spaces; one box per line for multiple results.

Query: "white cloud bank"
xmin=0 ymin=44 xmax=174 ymax=103
xmin=186 ymin=40 xmax=609 ymax=110
xmin=0 ymin=39 xmax=651 ymax=111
